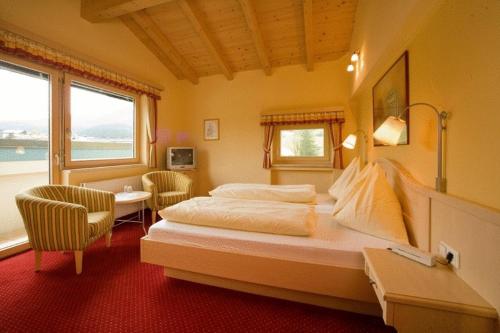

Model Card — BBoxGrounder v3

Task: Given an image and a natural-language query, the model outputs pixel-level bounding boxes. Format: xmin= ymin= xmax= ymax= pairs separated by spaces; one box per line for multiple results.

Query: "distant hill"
xmin=0 ymin=121 xmax=133 ymax=140
xmin=76 ymin=124 xmax=133 ymax=139
xmin=0 ymin=121 xmax=48 ymax=134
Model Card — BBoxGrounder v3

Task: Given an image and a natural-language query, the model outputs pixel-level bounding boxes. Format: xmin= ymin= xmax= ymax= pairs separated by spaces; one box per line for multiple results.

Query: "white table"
xmin=114 ymin=191 xmax=152 ymax=235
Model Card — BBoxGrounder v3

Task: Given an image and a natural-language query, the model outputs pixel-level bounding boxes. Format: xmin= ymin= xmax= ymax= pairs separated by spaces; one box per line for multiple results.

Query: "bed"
xmin=140 ymin=159 xmax=430 ymax=316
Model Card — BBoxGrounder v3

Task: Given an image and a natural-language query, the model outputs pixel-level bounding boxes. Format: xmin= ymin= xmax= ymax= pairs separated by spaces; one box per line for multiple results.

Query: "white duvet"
xmin=158 ymin=196 xmax=317 ymax=236
xmin=209 ymin=183 xmax=317 ymax=203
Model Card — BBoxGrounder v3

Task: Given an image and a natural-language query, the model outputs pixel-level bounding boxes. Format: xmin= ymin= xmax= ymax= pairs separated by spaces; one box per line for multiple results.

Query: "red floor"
xmin=0 ymin=222 xmax=395 ymax=333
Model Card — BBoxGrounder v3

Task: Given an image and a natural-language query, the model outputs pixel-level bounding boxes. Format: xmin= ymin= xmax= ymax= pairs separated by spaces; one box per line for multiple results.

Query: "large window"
xmin=0 ymin=59 xmax=52 ymax=251
xmin=273 ymin=124 xmax=331 ymax=167
xmin=64 ymin=79 xmax=138 ymax=167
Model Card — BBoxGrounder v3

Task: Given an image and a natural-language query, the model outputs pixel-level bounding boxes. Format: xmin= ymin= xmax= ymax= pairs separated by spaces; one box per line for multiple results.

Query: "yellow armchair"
xmin=142 ymin=171 xmax=192 ymax=223
xmin=15 ymin=185 xmax=115 ymax=274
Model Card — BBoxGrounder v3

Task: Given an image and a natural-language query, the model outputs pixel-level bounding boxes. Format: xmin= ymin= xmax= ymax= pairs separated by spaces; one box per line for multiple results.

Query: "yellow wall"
xmin=182 ymin=60 xmax=356 ymax=195
xmin=350 ymin=0 xmax=500 ymax=210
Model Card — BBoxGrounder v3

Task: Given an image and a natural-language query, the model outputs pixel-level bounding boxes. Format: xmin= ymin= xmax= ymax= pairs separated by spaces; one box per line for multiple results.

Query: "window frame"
xmin=0 ymin=53 xmax=63 ymax=184
xmin=272 ymin=123 xmax=332 ymax=167
xmin=63 ymin=75 xmax=140 ymax=169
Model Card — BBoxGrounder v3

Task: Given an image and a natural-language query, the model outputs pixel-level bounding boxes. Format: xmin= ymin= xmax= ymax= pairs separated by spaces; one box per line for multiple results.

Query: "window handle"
xmin=54 ymin=153 xmax=60 ymax=166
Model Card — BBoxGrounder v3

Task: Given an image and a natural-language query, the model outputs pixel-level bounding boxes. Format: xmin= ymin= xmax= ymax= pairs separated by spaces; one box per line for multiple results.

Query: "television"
xmin=166 ymin=147 xmax=196 ymax=170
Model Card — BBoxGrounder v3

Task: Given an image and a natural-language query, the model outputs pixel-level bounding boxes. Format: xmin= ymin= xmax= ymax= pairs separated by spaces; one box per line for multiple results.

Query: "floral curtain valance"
xmin=260 ymin=111 xmax=344 ymax=126
xmin=0 ymin=29 xmax=161 ymax=100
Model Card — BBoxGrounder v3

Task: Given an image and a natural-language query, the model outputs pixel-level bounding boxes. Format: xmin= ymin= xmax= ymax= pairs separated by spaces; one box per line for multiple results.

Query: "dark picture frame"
xmin=372 ymin=51 xmax=409 ymax=146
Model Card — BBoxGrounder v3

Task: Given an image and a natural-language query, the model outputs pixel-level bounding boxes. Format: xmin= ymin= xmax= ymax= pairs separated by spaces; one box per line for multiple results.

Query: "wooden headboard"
xmin=376 ymin=158 xmax=431 ymax=251
xmin=376 ymin=158 xmax=500 ymax=323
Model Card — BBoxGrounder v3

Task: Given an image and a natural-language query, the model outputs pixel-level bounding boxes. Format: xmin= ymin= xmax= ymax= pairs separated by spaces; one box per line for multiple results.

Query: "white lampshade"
xmin=351 ymin=52 xmax=359 ymax=62
xmin=342 ymin=134 xmax=357 ymax=149
xmin=373 ymin=116 xmax=406 ymax=146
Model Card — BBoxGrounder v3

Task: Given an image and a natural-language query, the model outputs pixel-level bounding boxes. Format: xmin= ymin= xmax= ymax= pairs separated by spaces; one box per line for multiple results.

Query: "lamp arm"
xmin=398 ymin=102 xmax=449 ymax=192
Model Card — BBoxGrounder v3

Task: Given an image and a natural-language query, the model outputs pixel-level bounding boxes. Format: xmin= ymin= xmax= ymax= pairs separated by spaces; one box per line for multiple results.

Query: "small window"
xmin=64 ymin=79 xmax=139 ymax=168
xmin=273 ymin=124 xmax=331 ymax=167
xmin=280 ymin=128 xmax=325 ymax=157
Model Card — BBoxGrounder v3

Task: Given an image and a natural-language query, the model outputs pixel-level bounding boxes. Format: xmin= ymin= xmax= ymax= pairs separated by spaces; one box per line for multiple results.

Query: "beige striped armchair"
xmin=15 ymin=185 xmax=115 ymax=275
xmin=142 ymin=171 xmax=192 ymax=223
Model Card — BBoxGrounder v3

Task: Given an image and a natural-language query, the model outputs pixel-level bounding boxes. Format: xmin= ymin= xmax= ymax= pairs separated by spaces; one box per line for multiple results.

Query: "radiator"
xmin=81 ymin=175 xmax=144 ymax=218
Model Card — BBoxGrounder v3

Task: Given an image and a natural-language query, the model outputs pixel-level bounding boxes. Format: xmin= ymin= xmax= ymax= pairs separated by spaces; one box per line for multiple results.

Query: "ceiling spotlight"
xmin=346 ymin=64 xmax=354 ymax=72
xmin=351 ymin=52 xmax=359 ymax=62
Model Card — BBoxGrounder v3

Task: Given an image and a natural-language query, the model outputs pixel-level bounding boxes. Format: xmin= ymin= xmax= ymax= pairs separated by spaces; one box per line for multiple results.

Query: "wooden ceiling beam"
xmin=177 ymin=0 xmax=234 ymax=80
xmin=130 ymin=11 xmax=199 ymax=84
xmin=237 ymin=0 xmax=271 ymax=76
xmin=303 ymin=0 xmax=314 ymax=71
xmin=121 ymin=15 xmax=184 ymax=80
xmin=81 ymin=0 xmax=175 ymax=22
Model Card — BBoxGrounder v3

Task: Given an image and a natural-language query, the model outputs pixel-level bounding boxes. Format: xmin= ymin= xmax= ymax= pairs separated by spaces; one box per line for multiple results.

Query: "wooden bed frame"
xmin=140 ymin=158 xmax=433 ymax=316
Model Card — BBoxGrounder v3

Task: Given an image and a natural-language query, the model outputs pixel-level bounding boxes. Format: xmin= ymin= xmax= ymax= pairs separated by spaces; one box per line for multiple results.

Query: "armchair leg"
xmin=74 ymin=251 xmax=83 ymax=275
xmin=34 ymin=250 xmax=42 ymax=272
xmin=152 ymin=210 xmax=157 ymax=224
xmin=105 ymin=231 xmax=112 ymax=248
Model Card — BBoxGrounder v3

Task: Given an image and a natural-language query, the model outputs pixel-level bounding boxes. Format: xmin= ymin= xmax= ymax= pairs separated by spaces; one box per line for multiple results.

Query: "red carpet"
xmin=0 ymin=223 xmax=395 ymax=333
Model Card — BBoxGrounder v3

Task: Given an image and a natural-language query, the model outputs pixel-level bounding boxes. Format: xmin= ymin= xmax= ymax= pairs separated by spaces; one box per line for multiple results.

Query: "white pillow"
xmin=333 ymin=163 xmax=409 ymax=244
xmin=328 ymin=157 xmax=360 ymax=200
xmin=332 ymin=162 xmax=374 ymax=215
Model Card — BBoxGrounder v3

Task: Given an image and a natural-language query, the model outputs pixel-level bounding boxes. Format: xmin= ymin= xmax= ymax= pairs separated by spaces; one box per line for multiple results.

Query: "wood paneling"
xmin=81 ymin=0 xmax=175 ymax=22
xmin=238 ymin=0 xmax=272 ymax=75
xmin=178 ymin=0 xmax=234 ymax=80
xmin=303 ymin=0 xmax=314 ymax=71
xmin=130 ymin=10 xmax=199 ymax=83
xmin=82 ymin=0 xmax=358 ymax=82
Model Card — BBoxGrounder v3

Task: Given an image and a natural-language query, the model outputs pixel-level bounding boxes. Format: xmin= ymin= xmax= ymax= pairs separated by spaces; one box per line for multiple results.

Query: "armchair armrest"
xmin=15 ymin=193 xmax=89 ymax=251
xmin=68 ymin=186 xmax=115 ymax=214
xmin=142 ymin=174 xmax=158 ymax=210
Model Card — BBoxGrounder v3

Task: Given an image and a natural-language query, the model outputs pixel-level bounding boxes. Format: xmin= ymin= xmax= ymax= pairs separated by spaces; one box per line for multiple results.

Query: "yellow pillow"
xmin=328 ymin=157 xmax=360 ymax=200
xmin=334 ymin=164 xmax=409 ymax=244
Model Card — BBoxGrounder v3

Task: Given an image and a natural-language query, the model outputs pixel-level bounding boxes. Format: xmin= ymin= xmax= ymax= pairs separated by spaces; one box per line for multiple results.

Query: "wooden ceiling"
xmin=81 ymin=0 xmax=358 ymax=84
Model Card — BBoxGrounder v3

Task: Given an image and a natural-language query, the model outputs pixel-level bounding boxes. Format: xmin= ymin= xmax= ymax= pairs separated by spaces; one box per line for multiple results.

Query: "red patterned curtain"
xmin=0 ymin=29 xmax=161 ymax=100
xmin=262 ymin=125 xmax=274 ymax=169
xmin=328 ymin=122 xmax=344 ymax=169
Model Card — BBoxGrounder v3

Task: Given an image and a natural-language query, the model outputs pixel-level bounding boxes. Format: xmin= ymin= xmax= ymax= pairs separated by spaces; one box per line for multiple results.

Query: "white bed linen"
xmin=159 ymin=196 xmax=316 ymax=236
xmin=209 ymin=183 xmax=316 ymax=203
xmin=148 ymin=193 xmax=394 ymax=269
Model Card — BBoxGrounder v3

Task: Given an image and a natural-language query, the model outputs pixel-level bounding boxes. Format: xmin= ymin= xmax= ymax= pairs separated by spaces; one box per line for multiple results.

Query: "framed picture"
xmin=372 ymin=51 xmax=409 ymax=146
xmin=204 ymin=119 xmax=219 ymax=141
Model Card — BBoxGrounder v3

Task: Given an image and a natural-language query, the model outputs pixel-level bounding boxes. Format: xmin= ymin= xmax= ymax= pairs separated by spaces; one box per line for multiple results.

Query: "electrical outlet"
xmin=439 ymin=241 xmax=460 ymax=269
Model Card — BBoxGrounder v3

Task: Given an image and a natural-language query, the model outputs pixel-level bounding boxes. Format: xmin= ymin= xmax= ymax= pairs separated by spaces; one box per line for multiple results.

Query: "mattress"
xmin=147 ymin=193 xmax=394 ymax=269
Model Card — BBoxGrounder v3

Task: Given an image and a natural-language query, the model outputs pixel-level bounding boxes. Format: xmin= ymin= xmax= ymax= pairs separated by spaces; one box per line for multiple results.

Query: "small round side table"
xmin=114 ymin=191 xmax=152 ymax=235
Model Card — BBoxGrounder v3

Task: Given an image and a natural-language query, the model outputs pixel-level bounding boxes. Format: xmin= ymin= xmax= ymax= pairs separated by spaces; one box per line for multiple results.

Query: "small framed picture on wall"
xmin=204 ymin=119 xmax=219 ymax=141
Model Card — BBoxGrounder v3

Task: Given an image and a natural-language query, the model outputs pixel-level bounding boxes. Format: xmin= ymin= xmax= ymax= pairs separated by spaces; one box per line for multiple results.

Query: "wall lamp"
xmin=337 ymin=130 xmax=368 ymax=167
xmin=347 ymin=51 xmax=359 ymax=72
xmin=373 ymin=102 xmax=449 ymax=193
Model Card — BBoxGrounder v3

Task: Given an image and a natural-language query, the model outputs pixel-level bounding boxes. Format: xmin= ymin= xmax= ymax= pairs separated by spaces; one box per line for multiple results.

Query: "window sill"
xmin=271 ymin=166 xmax=335 ymax=172
xmin=62 ymin=163 xmax=148 ymax=173
xmin=62 ymin=163 xmax=150 ymax=186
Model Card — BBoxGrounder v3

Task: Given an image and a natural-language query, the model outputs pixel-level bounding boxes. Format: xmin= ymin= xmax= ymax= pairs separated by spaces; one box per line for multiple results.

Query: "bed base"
xmin=141 ymin=237 xmax=381 ymax=316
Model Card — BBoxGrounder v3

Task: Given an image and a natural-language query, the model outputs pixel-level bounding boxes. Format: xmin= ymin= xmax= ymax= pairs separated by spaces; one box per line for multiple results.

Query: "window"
xmin=273 ymin=124 xmax=331 ymax=167
xmin=64 ymin=78 xmax=139 ymax=167
xmin=0 ymin=59 xmax=53 ymax=251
